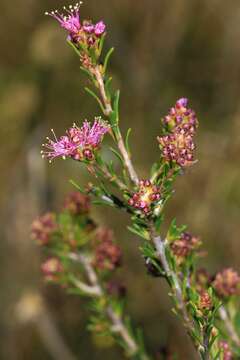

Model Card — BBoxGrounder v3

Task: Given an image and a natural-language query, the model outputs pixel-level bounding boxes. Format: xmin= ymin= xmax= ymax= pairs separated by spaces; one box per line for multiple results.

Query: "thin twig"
xmin=148 ymin=225 xmax=195 ymax=336
xmin=68 ymin=252 xmax=141 ymax=357
xmin=219 ymin=306 xmax=240 ymax=347
xmin=93 ymin=66 xmax=139 ymax=185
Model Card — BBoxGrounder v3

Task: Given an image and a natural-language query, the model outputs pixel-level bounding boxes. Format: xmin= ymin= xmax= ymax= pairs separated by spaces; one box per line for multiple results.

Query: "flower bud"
xmin=64 ymin=192 xmax=90 ymax=215
xmin=41 ymin=257 xmax=63 ymax=282
xmin=213 ymin=268 xmax=240 ymax=298
xmin=31 ymin=212 xmax=57 ymax=246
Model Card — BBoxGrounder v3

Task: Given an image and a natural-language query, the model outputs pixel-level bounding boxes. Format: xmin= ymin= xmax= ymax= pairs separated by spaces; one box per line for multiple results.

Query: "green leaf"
xmin=125 ymin=128 xmax=132 ymax=155
xmin=80 ymin=66 xmax=93 ymax=80
xmin=103 ymin=47 xmax=114 ymax=73
xmin=69 ymin=179 xmax=85 ymax=193
xmin=98 ymin=33 xmax=106 ymax=58
xmin=127 ymin=224 xmax=150 ymax=240
xmin=109 ymin=90 xmax=120 ymax=129
xmin=67 ymin=39 xmax=80 ymax=56
xmin=85 ymin=87 xmax=105 ymax=113
xmin=104 ymin=77 xmax=112 ymax=99
xmin=110 ymin=147 xmax=124 ymax=165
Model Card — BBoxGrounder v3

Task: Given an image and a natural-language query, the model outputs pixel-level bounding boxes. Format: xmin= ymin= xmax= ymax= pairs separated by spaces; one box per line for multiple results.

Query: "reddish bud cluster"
xmin=199 ymin=291 xmax=212 ymax=311
xmin=128 ymin=180 xmax=161 ymax=215
xmin=219 ymin=341 xmax=233 ymax=360
xmin=171 ymin=231 xmax=200 ymax=259
xmin=158 ymin=98 xmax=198 ymax=167
xmin=213 ymin=268 xmax=240 ymax=298
xmin=64 ymin=192 xmax=90 ymax=215
xmin=31 ymin=212 xmax=57 ymax=246
xmin=41 ymin=257 xmax=63 ymax=282
xmin=93 ymin=227 xmax=122 ymax=271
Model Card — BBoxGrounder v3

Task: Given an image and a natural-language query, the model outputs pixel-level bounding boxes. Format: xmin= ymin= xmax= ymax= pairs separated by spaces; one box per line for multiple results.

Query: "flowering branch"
xmin=69 ymin=252 xmax=141 ymax=356
xmin=32 ymin=193 xmax=151 ymax=360
xmin=37 ymin=3 xmax=240 ymax=359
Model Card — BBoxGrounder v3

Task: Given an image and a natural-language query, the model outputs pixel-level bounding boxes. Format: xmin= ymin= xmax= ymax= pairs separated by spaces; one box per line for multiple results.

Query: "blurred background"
xmin=1 ymin=0 xmax=240 ymax=358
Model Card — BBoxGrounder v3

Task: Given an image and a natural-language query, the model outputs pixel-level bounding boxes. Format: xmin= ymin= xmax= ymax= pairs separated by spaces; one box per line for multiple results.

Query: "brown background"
xmin=1 ymin=0 xmax=240 ymax=358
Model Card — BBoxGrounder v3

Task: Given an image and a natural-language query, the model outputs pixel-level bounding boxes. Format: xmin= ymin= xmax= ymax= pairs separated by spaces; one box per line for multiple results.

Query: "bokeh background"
xmin=1 ymin=0 xmax=240 ymax=359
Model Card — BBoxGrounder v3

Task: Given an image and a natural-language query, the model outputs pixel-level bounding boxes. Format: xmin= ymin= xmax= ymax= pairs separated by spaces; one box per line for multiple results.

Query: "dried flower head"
xmin=171 ymin=231 xmax=200 ymax=259
xmin=64 ymin=192 xmax=90 ymax=215
xmin=195 ymin=268 xmax=212 ymax=292
xmin=41 ymin=257 xmax=63 ymax=282
xmin=31 ymin=212 xmax=57 ymax=246
xmin=106 ymin=281 xmax=126 ymax=298
xmin=45 ymin=3 xmax=106 ymax=45
xmin=93 ymin=227 xmax=122 ymax=271
xmin=41 ymin=118 xmax=109 ymax=162
xmin=199 ymin=291 xmax=213 ymax=311
xmin=145 ymin=257 xmax=163 ymax=277
xmin=158 ymin=98 xmax=198 ymax=167
xmin=213 ymin=268 xmax=240 ymax=298
xmin=128 ymin=180 xmax=161 ymax=215
xmin=219 ymin=341 xmax=233 ymax=360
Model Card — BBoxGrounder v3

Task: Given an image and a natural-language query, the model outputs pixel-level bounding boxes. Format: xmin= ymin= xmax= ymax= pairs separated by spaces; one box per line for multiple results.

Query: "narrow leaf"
xmin=103 ymin=47 xmax=114 ymax=73
xmin=125 ymin=128 xmax=132 ymax=155
xmin=85 ymin=87 xmax=105 ymax=113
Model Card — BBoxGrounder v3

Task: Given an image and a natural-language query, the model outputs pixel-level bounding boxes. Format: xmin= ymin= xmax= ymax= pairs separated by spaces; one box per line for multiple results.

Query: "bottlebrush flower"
xmin=63 ymin=192 xmax=90 ymax=215
xmin=31 ymin=213 xmax=57 ymax=246
xmin=45 ymin=3 xmax=82 ymax=36
xmin=41 ymin=118 xmax=109 ymax=162
xmin=45 ymin=3 xmax=106 ymax=45
xmin=212 ymin=268 xmax=240 ymax=298
xmin=41 ymin=257 xmax=63 ymax=282
xmin=158 ymin=98 xmax=198 ymax=167
xmin=128 ymin=180 xmax=161 ymax=215
xmin=171 ymin=231 xmax=201 ymax=260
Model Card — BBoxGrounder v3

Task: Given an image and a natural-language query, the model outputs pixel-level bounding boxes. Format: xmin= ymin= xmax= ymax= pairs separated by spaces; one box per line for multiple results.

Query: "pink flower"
xmin=75 ymin=118 xmax=110 ymax=148
xmin=45 ymin=3 xmax=82 ymax=36
xmin=41 ymin=257 xmax=63 ymax=282
xmin=42 ymin=118 xmax=109 ymax=162
xmin=45 ymin=3 xmax=106 ymax=44
xmin=94 ymin=21 xmax=106 ymax=36
xmin=41 ymin=130 xmax=78 ymax=162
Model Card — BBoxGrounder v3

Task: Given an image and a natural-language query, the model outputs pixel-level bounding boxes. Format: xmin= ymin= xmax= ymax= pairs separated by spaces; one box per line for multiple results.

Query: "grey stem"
xmin=93 ymin=66 xmax=139 ymax=186
xmin=68 ymin=252 xmax=142 ymax=358
xmin=219 ymin=306 xmax=240 ymax=347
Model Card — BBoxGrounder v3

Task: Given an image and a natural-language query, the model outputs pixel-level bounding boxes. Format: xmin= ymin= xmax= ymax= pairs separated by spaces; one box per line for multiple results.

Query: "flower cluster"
xmin=41 ymin=257 xmax=63 ymax=282
xmin=41 ymin=118 xmax=109 ymax=162
xmin=213 ymin=268 xmax=240 ymax=298
xmin=199 ymin=291 xmax=213 ymax=311
xmin=219 ymin=341 xmax=233 ymax=360
xmin=93 ymin=227 xmax=122 ymax=271
xmin=31 ymin=212 xmax=57 ymax=246
xmin=158 ymin=98 xmax=198 ymax=167
xmin=128 ymin=180 xmax=161 ymax=215
xmin=64 ymin=192 xmax=90 ymax=215
xmin=171 ymin=231 xmax=200 ymax=260
xmin=45 ymin=3 xmax=106 ymax=45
